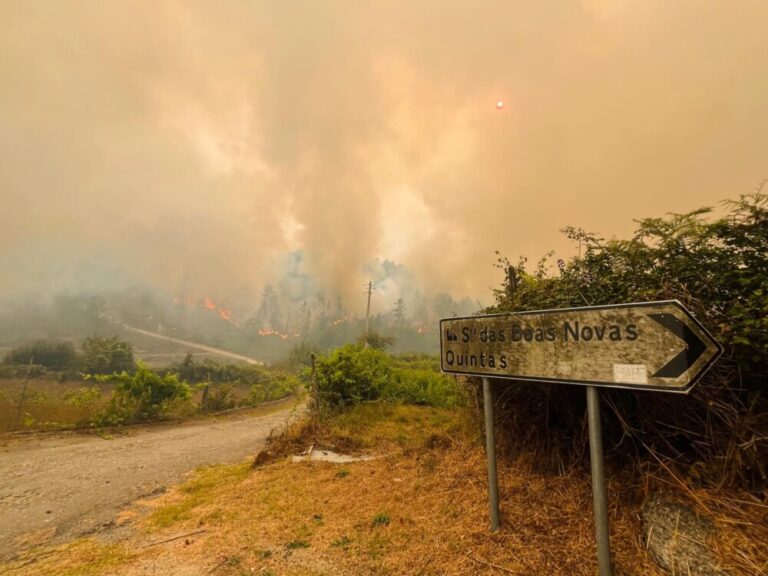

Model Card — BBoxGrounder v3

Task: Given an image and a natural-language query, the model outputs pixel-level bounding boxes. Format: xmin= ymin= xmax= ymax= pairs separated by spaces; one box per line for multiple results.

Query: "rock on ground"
xmin=642 ymin=493 xmax=726 ymax=576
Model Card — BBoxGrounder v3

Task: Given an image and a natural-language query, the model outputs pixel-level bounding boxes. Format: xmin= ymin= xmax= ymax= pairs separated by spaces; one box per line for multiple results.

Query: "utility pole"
xmin=364 ymin=281 xmax=374 ymax=348
xmin=13 ymin=357 xmax=34 ymax=431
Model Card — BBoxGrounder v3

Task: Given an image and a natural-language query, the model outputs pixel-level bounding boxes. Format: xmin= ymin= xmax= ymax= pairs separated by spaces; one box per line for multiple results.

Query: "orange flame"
xmin=173 ymin=296 xmax=236 ymax=325
xmin=258 ymin=328 xmax=300 ymax=339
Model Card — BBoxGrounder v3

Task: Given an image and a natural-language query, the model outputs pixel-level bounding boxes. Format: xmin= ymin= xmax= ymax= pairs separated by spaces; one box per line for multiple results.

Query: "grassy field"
xmin=4 ymin=403 xmax=765 ymax=575
xmin=0 ymin=378 xmax=279 ymax=433
xmin=0 ymin=379 xmax=115 ymax=433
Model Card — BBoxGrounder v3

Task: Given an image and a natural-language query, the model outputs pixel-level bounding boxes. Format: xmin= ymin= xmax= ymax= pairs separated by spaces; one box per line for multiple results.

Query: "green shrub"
xmin=314 ymin=345 xmax=394 ymax=409
xmin=247 ymin=371 xmax=298 ymax=404
xmin=313 ymin=346 xmax=462 ymax=410
xmin=383 ymin=368 xmax=463 ymax=408
xmin=391 ymin=354 xmax=441 ymax=372
xmin=200 ymin=383 xmax=237 ymax=412
xmin=170 ymin=354 xmax=272 ymax=386
xmin=63 ymin=386 xmax=102 ymax=408
xmin=96 ymin=363 xmax=191 ymax=424
xmin=170 ymin=355 xmax=298 ymax=410
xmin=4 ymin=339 xmax=77 ymax=370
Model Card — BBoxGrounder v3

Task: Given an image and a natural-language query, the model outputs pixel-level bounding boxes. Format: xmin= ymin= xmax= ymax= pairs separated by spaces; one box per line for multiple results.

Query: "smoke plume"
xmin=1 ymin=1 xmax=766 ymax=314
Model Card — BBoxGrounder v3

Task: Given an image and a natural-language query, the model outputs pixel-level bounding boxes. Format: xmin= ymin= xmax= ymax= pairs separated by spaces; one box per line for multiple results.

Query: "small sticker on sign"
xmin=613 ymin=364 xmax=648 ymax=384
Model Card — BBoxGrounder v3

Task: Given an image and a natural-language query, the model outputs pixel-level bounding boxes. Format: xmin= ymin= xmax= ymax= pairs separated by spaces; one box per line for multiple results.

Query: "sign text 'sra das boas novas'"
xmin=440 ymin=301 xmax=723 ymax=393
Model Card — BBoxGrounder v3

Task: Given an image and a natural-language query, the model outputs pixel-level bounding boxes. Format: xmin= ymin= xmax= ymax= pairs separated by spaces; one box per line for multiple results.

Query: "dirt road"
xmin=0 ymin=402 xmax=298 ymax=558
xmin=120 ymin=324 xmax=264 ymax=365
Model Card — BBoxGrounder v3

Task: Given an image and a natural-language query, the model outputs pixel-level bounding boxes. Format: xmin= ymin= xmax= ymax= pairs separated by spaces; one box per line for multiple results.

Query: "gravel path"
xmin=0 ymin=403 xmax=298 ymax=557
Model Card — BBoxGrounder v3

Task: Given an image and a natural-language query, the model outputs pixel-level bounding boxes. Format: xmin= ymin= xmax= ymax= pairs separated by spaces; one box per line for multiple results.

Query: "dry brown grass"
xmin=0 ymin=379 xmax=114 ymax=433
xmin=692 ymin=490 xmax=768 ymax=575
xmin=3 ymin=404 xmax=766 ymax=576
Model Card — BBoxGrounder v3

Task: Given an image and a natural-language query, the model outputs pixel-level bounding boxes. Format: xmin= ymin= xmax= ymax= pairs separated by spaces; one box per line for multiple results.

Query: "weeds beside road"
xmin=0 ymin=363 xmax=296 ymax=434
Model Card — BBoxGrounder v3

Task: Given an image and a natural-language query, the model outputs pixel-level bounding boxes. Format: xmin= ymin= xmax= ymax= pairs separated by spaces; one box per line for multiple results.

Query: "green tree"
xmin=254 ymin=284 xmax=283 ymax=331
xmin=392 ymin=298 xmax=406 ymax=326
xmin=81 ymin=336 xmax=135 ymax=375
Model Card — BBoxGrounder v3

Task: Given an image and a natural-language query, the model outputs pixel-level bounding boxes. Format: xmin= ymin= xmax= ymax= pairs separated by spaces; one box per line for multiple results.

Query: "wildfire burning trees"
xmin=174 ymin=256 xmax=482 ymax=345
xmin=169 ymin=284 xmax=473 ymax=344
xmin=158 ymin=278 xmax=476 ymax=360
xmin=170 ymin=295 xmax=301 ymax=342
xmin=172 ymin=296 xmax=235 ymax=324
xmin=171 ymin=288 xmax=340 ymax=341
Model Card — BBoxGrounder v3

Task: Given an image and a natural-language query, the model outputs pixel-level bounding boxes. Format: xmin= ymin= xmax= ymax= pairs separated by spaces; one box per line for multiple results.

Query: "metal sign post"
xmin=587 ymin=385 xmax=612 ymax=576
xmin=439 ymin=301 xmax=723 ymax=570
xmin=482 ymin=377 xmax=501 ymax=532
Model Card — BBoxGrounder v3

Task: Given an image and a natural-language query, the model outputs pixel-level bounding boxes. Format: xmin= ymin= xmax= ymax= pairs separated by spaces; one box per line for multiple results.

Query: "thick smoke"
xmin=1 ymin=1 xmax=767 ymax=313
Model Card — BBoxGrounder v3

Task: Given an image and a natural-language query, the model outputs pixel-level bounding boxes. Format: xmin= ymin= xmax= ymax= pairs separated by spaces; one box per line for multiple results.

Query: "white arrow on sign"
xmin=439 ymin=300 xmax=723 ymax=393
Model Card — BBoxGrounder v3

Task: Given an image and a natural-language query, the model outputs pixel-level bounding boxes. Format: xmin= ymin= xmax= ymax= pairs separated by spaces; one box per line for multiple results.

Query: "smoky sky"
xmin=1 ymin=1 xmax=767 ymax=312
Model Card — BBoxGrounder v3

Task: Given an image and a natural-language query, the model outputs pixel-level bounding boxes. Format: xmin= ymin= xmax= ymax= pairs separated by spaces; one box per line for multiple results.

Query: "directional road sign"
xmin=440 ymin=301 xmax=723 ymax=393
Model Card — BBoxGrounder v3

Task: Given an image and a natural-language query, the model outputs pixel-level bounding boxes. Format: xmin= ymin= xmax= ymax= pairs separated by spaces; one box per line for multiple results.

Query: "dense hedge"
xmin=486 ymin=192 xmax=767 ymax=490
